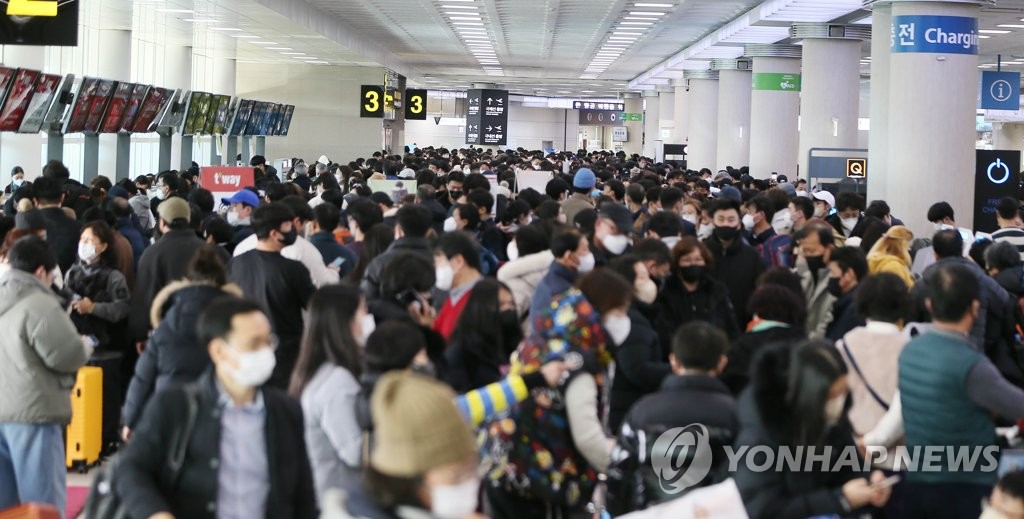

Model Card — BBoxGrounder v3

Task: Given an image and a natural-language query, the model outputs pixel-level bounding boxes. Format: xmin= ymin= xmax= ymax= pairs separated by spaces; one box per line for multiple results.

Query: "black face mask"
xmin=499 ymin=309 xmax=519 ymax=328
xmin=448 ymin=190 xmax=463 ymax=201
xmin=679 ymin=265 xmax=704 ymax=283
xmin=805 ymin=255 xmax=825 ymax=272
xmin=713 ymin=226 xmax=740 ymax=242
xmin=827 ymin=277 xmax=844 ymax=298
xmin=279 ymin=228 xmax=298 ymax=247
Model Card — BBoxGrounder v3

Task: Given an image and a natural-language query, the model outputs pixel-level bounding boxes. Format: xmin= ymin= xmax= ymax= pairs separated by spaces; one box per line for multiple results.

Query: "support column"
xmin=621 ymin=94 xmax=643 ymax=156
xmin=165 ymin=45 xmax=192 ymax=170
xmin=0 ymin=45 xmax=44 ymax=181
xmin=793 ymin=24 xmax=870 ymax=178
xmin=673 ymin=79 xmax=689 ymax=146
xmin=712 ymin=59 xmax=752 ymax=171
xmin=97 ymin=29 xmax=132 ymax=180
xmin=746 ymin=44 xmax=802 ymax=178
xmin=885 ymin=0 xmax=984 ymax=234
xmin=212 ymin=56 xmax=236 ymax=166
xmin=684 ymin=70 xmax=719 ymax=172
xmin=867 ymin=2 xmax=893 ymax=205
xmin=642 ymin=90 xmax=661 ymax=158
xmin=658 ymin=88 xmax=674 ymax=143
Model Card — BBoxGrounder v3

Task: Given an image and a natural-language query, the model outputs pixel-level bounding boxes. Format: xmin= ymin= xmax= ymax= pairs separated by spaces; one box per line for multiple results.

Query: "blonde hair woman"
xmin=867 ymin=225 xmax=915 ymax=287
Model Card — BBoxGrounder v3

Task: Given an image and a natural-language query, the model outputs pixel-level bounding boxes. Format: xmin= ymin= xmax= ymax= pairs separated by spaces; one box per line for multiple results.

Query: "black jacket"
xmin=122 ymin=282 xmax=236 ymax=428
xmin=116 ymin=371 xmax=317 ymax=519
xmin=443 ymin=336 xmax=502 ymax=394
xmin=733 ymin=345 xmax=864 ymax=519
xmin=608 ymin=306 xmax=670 ymax=432
xmin=825 ymin=288 xmax=864 ymax=342
xmin=422 ymin=198 xmax=448 ymax=236
xmin=129 ymin=229 xmax=206 ymax=341
xmin=721 ymin=325 xmax=806 ymax=396
xmin=607 ymin=375 xmax=738 ymax=515
xmin=39 ymin=206 xmax=83 ymax=273
xmin=654 ymin=273 xmax=740 ymax=349
xmin=704 ymin=235 xmax=765 ymax=326
xmin=360 ymin=237 xmax=433 ymax=300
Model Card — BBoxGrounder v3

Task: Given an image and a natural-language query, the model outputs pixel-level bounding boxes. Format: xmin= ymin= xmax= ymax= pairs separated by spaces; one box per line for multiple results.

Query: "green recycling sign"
xmin=618 ymin=112 xmax=643 ymax=121
xmin=752 ymin=73 xmax=801 ymax=92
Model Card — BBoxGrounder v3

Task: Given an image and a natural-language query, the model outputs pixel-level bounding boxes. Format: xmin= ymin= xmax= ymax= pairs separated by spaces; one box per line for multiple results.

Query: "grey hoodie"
xmin=129 ymin=194 xmax=154 ymax=230
xmin=0 ymin=269 xmax=87 ymax=424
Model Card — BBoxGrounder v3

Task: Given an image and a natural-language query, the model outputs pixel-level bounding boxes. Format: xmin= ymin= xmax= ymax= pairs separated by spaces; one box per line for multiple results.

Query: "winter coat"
xmin=867 ymin=252 xmax=914 ymax=288
xmin=721 ymin=324 xmax=806 ymax=396
xmin=654 ymin=273 xmax=740 ymax=349
xmin=608 ymin=306 xmax=670 ymax=432
xmin=64 ymin=260 xmax=131 ymax=347
xmin=497 ymin=250 xmax=554 ymax=321
xmin=795 ymin=255 xmax=836 ymax=339
xmin=704 ymin=234 xmax=765 ymax=326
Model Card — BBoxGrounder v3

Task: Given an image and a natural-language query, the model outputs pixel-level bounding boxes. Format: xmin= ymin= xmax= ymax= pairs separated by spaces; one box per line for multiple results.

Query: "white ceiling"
xmin=90 ymin=0 xmax=1024 ymax=97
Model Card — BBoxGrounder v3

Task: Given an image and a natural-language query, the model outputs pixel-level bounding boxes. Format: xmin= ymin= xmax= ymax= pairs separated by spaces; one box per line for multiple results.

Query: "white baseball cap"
xmin=811 ymin=190 xmax=835 ymax=208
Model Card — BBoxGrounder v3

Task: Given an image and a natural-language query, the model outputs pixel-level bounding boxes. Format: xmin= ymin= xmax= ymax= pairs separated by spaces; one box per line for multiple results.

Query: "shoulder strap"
xmin=839 ymin=339 xmax=890 ymax=411
xmin=167 ymin=384 xmax=200 ymax=486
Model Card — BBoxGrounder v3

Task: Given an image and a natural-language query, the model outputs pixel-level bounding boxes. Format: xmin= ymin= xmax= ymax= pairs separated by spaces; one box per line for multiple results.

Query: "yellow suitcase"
xmin=66 ymin=366 xmax=102 ymax=472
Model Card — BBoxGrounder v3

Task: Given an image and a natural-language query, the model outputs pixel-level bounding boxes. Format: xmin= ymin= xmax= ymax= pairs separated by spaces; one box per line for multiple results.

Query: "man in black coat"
xmin=116 ymin=297 xmax=317 ymax=519
xmin=824 ymin=246 xmax=868 ymax=342
xmin=129 ymin=198 xmax=205 ymax=343
xmin=30 ymin=176 xmax=81 ymax=273
xmin=704 ymin=198 xmax=765 ymax=326
xmin=361 ymin=204 xmax=434 ymax=300
xmin=608 ymin=322 xmax=738 ymax=514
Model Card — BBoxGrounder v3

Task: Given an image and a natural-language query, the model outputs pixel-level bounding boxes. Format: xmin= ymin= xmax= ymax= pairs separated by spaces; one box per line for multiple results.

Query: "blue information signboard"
xmin=981 ymin=71 xmax=1021 ymax=110
xmin=890 ymin=15 xmax=979 ymax=55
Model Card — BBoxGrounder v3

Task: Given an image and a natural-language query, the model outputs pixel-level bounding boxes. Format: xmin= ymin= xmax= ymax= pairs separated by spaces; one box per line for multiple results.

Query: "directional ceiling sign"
xmin=981 ymin=71 xmax=1020 ymax=111
xmin=465 ymin=88 xmax=507 ymax=146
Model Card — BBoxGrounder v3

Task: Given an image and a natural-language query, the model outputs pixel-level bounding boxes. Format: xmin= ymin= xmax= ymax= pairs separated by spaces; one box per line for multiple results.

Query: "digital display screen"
xmin=0 ymin=68 xmax=39 ymax=131
xmin=64 ymin=77 xmax=97 ymax=133
xmin=229 ymin=99 xmax=254 ymax=136
xmin=267 ymin=104 xmax=283 ymax=136
xmin=117 ymin=84 xmax=149 ymax=133
xmin=246 ymin=101 xmax=265 ymax=136
xmin=182 ymin=91 xmax=211 ymax=135
xmin=130 ymin=87 xmax=171 ymax=133
xmin=98 ymin=82 xmax=133 ymax=133
xmin=82 ymin=79 xmax=117 ymax=134
xmin=18 ymin=73 xmax=61 ymax=133
xmin=207 ymin=94 xmax=230 ymax=135
xmin=280 ymin=105 xmax=295 ymax=136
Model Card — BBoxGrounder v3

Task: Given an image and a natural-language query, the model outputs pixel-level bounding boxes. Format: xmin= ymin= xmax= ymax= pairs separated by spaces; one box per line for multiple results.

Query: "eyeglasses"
xmin=225 ymin=334 xmax=279 ymax=352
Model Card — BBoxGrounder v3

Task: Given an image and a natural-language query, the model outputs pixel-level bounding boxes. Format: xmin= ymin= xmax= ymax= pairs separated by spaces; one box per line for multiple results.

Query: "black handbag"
xmin=82 ymin=385 xmax=199 ymax=519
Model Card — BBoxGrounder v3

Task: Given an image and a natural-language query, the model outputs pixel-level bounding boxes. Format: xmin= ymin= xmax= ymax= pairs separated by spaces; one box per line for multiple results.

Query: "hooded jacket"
xmin=129 ymin=193 xmax=154 ymax=231
xmin=497 ymin=250 xmax=554 ymax=321
xmin=0 ymin=269 xmax=87 ymax=424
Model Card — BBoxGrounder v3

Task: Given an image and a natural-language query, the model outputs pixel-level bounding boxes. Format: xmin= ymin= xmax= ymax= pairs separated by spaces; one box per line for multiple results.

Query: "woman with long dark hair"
xmin=654 ymin=236 xmax=740 ymax=346
xmin=735 ymin=340 xmax=891 ymax=518
xmin=443 ymin=279 xmax=521 ymax=393
xmin=289 ymin=283 xmax=370 ymax=500
xmin=347 ymin=223 xmax=394 ymax=284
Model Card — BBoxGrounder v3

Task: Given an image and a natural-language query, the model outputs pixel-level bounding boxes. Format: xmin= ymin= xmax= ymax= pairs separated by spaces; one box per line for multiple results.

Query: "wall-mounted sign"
xmin=573 ymin=101 xmax=625 ymax=111
xmin=465 ymin=88 xmax=507 ymax=145
xmin=360 ymin=85 xmax=384 ymax=118
xmin=405 ymin=88 xmax=427 ymax=120
xmin=612 ymin=126 xmax=628 ymax=142
xmin=752 ymin=73 xmax=801 ymax=92
xmin=981 ymin=71 xmax=1020 ymax=111
xmin=890 ymin=15 xmax=979 ymax=55
xmin=618 ymin=112 xmax=643 ymax=121
xmin=846 ymin=158 xmax=867 ymax=179
xmin=578 ymin=109 xmax=623 ymax=126
xmin=975 ymin=149 xmax=1021 ymax=233
xmin=0 ymin=0 xmax=78 ymax=46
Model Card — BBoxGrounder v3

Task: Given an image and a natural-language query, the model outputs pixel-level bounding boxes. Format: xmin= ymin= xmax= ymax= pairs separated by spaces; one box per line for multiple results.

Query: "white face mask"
xmin=223 ymin=347 xmax=276 ymax=388
xmin=507 ymin=240 xmax=520 ymax=261
xmin=772 ymin=209 xmax=793 ymax=235
xmin=78 ymin=242 xmax=98 ymax=263
xmin=604 ymin=314 xmax=632 ymax=345
xmin=841 ymin=216 xmax=859 ymax=233
xmin=357 ymin=313 xmax=376 ymax=347
xmin=443 ymin=216 xmax=458 ymax=233
xmin=813 ymin=206 xmax=827 ymax=219
xmin=227 ymin=211 xmax=240 ymax=226
xmin=430 ymin=478 xmax=480 ymax=519
xmin=603 ymin=233 xmax=630 ymax=255
xmin=742 ymin=213 xmax=756 ymax=232
xmin=435 ymin=264 xmax=455 ymax=291
xmin=795 ymin=190 xmax=808 ymax=198
xmin=636 ymin=279 xmax=658 ymax=305
xmin=697 ymin=223 xmax=714 ymax=240
xmin=661 ymin=236 xmax=681 ymax=250
xmin=12 ymin=178 xmax=23 ymax=188
xmin=557 ymin=213 xmax=568 ymax=224
xmin=934 ymin=222 xmax=954 ymax=231
xmin=682 ymin=214 xmax=698 ymax=226
xmin=576 ymin=252 xmax=595 ymax=273
xmin=824 ymin=393 xmax=846 ymax=425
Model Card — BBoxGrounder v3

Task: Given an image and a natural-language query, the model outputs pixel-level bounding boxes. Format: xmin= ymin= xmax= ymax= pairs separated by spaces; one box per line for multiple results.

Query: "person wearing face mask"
xmin=116 ymin=297 xmax=317 ymax=519
xmin=704 ymin=198 xmax=765 ymax=326
xmin=228 ymin=202 xmax=316 ymax=389
xmin=735 ymin=340 xmax=892 ymax=519
xmin=645 ymin=211 xmax=685 ymax=250
xmin=824 ymin=192 xmax=865 ymax=244
xmin=658 ymin=187 xmax=698 ymax=237
xmin=824 ymin=247 xmax=868 ymax=343
xmin=222 ymin=188 xmax=258 ymax=249
xmin=235 ymin=196 xmax=340 ymax=288
xmin=497 ymin=225 xmax=554 ymax=327
xmin=0 ymin=237 xmax=87 ymax=515
xmin=562 ymin=168 xmax=597 ymax=226
xmin=605 ymin=255 xmax=672 ymax=432
xmin=681 ymin=198 xmax=702 ymax=230
xmin=743 ymin=193 xmax=777 ymax=247
xmin=926 ymin=201 xmax=975 ymax=257
xmin=361 ymin=204 xmax=434 ymax=300
xmin=432 ymin=231 xmax=483 ymax=342
xmin=530 ymin=228 xmax=593 ymax=323
xmin=443 ymin=279 xmax=521 ymax=393
xmin=4 ymin=165 xmax=26 ymax=196
xmin=64 ymin=220 xmax=131 ymax=352
xmin=794 ymin=221 xmax=839 ymax=339
xmin=592 ymin=202 xmax=634 ymax=265
xmin=343 ymin=197 xmax=384 ymax=261
xmin=306 ymin=203 xmax=358 ymax=279
xmin=655 ymin=237 xmax=741 ymax=349
xmin=289 ymin=284 xmax=370 ymax=500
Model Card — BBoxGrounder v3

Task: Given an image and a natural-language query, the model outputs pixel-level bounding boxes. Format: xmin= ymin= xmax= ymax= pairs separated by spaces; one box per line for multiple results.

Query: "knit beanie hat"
xmin=370 ymin=372 xmax=476 ymax=477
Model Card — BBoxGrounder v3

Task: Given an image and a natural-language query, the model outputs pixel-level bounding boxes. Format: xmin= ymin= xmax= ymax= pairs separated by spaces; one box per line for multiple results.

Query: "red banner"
xmin=200 ymin=166 xmax=255 ymax=192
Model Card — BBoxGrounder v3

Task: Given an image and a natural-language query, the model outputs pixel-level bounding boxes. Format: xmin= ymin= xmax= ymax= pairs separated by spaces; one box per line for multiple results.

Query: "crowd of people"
xmin=1 ymin=148 xmax=1024 ymax=518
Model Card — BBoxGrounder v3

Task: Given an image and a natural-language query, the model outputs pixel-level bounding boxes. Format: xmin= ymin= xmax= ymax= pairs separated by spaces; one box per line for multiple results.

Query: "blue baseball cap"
xmin=222 ymin=189 xmax=260 ymax=207
xmin=573 ymin=168 xmax=596 ymax=189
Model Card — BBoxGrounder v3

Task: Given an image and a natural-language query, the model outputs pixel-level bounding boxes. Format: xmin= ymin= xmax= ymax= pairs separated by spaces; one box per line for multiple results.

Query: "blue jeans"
xmin=0 ymin=423 xmax=66 ymax=518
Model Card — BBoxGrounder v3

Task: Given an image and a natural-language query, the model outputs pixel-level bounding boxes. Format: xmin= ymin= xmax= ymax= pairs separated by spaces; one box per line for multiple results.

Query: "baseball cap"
xmin=157 ymin=197 xmax=191 ymax=223
xmin=776 ymin=182 xmax=797 ymax=197
xmin=718 ymin=185 xmax=742 ymax=202
xmin=573 ymin=168 xmax=596 ymax=189
xmin=222 ymin=189 xmax=260 ymax=208
xmin=598 ymin=202 xmax=634 ymax=235
xmin=812 ymin=190 xmax=835 ymax=208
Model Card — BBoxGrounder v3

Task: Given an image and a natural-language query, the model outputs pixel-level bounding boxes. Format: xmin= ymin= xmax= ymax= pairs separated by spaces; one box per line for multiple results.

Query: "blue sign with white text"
xmin=891 ymin=15 xmax=979 ymax=55
xmin=981 ymin=71 xmax=1021 ymax=110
